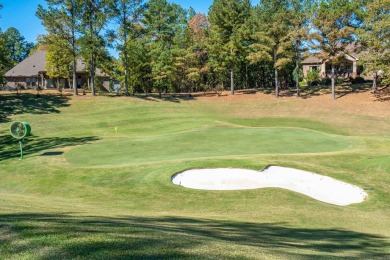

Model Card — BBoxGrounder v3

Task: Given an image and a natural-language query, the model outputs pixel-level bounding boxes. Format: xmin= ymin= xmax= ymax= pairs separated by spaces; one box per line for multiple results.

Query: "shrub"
xmin=306 ymin=70 xmax=320 ymax=86
xmin=322 ymin=78 xmax=331 ymax=86
xmin=336 ymin=78 xmax=344 ymax=85
xmin=215 ymin=84 xmax=224 ymax=96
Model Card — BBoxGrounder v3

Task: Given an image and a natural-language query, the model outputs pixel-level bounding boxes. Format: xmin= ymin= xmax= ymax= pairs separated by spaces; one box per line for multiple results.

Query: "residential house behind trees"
xmin=4 ymin=50 xmax=110 ymax=91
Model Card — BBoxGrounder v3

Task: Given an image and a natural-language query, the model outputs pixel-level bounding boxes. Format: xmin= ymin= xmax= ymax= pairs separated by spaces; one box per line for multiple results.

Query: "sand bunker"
xmin=172 ymin=166 xmax=367 ymax=206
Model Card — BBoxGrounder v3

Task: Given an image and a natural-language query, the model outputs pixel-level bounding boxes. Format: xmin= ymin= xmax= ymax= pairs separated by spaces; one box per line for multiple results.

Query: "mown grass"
xmin=0 ymin=91 xmax=389 ymax=259
xmin=66 ymin=127 xmax=351 ymax=167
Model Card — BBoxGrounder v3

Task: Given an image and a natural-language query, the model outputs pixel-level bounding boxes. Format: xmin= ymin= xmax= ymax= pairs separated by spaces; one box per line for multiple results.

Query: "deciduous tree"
xmin=43 ymin=34 xmax=72 ymax=91
xmin=37 ymin=0 xmax=83 ymax=95
xmin=2 ymin=27 xmax=35 ymax=65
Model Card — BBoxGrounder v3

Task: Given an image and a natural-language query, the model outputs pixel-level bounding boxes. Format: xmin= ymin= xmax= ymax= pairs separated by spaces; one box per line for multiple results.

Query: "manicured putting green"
xmin=66 ymin=127 xmax=351 ymax=166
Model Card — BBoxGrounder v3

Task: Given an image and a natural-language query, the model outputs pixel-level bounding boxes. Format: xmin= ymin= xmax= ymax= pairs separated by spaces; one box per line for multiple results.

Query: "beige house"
xmin=4 ymin=50 xmax=110 ymax=90
xmin=302 ymin=43 xmax=363 ymax=79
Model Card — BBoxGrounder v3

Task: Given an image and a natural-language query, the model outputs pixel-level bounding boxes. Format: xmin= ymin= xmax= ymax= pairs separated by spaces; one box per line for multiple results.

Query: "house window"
xmin=310 ymin=66 xmax=320 ymax=72
xmin=47 ymin=79 xmax=53 ymax=88
xmin=26 ymin=77 xmax=36 ymax=87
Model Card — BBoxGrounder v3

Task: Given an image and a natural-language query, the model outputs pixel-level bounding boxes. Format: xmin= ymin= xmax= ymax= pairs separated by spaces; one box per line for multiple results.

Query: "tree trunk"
xmin=122 ymin=4 xmax=129 ymax=97
xmin=230 ymin=65 xmax=234 ymax=95
xmin=331 ymin=63 xmax=335 ymax=100
xmin=274 ymin=50 xmax=279 ymax=98
xmin=372 ymin=73 xmax=377 ymax=93
xmin=296 ymin=60 xmax=300 ymax=97
xmin=245 ymin=63 xmax=248 ymax=89
xmin=73 ymin=58 xmax=77 ymax=95
xmin=71 ymin=3 xmax=78 ymax=96
xmin=124 ymin=52 xmax=129 ymax=96
xmin=90 ymin=53 xmax=95 ymax=95
xmin=274 ymin=68 xmax=279 ymax=98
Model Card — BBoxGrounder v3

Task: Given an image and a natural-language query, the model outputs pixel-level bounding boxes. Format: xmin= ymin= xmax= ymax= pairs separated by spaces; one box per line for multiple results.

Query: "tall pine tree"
xmin=358 ymin=0 xmax=390 ymax=91
xmin=309 ymin=0 xmax=357 ymax=100
xmin=112 ymin=0 xmax=144 ymax=96
xmin=208 ymin=0 xmax=251 ymax=95
xmin=37 ymin=0 xmax=83 ymax=95
xmin=247 ymin=0 xmax=292 ymax=98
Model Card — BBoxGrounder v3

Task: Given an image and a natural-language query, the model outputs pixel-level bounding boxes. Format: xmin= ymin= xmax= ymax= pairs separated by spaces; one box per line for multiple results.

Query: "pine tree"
xmin=2 ymin=27 xmax=35 ymax=65
xmin=79 ymin=0 xmax=114 ymax=95
xmin=0 ymin=35 xmax=12 ymax=85
xmin=247 ymin=0 xmax=293 ymax=98
xmin=112 ymin=0 xmax=144 ymax=96
xmin=285 ymin=0 xmax=312 ymax=97
xmin=358 ymin=0 xmax=390 ymax=92
xmin=309 ymin=0 xmax=357 ymax=100
xmin=37 ymin=0 xmax=83 ymax=95
xmin=142 ymin=0 xmax=186 ymax=96
xmin=208 ymin=0 xmax=251 ymax=95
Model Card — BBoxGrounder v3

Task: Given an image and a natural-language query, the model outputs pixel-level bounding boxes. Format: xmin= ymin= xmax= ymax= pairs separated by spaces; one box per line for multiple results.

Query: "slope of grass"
xmin=0 ymin=91 xmax=389 ymax=259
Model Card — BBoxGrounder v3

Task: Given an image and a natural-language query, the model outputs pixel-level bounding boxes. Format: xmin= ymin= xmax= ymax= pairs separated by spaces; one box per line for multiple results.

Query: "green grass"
xmin=0 ymin=91 xmax=389 ymax=259
xmin=66 ymin=127 xmax=351 ymax=167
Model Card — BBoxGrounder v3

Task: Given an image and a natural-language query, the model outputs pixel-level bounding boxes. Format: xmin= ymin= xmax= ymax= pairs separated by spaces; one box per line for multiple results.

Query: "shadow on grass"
xmin=0 ymin=135 xmax=99 ymax=161
xmin=0 ymin=213 xmax=388 ymax=259
xmin=299 ymin=83 xmax=371 ymax=99
xmin=107 ymin=93 xmax=197 ymax=103
xmin=0 ymin=93 xmax=71 ymax=123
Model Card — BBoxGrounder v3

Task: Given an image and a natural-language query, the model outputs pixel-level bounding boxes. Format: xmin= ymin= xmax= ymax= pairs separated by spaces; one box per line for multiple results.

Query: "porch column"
xmin=321 ymin=62 xmax=326 ymax=78
xmin=352 ymin=61 xmax=357 ymax=78
xmin=41 ymin=74 xmax=45 ymax=89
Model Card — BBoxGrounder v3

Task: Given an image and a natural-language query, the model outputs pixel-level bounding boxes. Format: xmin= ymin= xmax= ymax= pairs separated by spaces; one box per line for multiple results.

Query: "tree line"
xmin=1 ymin=0 xmax=389 ymax=99
xmin=0 ymin=3 xmax=35 ymax=85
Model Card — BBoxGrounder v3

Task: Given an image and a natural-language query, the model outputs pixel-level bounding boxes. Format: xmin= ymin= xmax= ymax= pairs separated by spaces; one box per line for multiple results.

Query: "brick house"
xmin=4 ymin=50 xmax=110 ymax=90
xmin=302 ymin=43 xmax=363 ymax=79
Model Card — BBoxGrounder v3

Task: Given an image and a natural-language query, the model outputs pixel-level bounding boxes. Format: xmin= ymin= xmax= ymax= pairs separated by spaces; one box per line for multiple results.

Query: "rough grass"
xmin=0 ymin=90 xmax=389 ymax=259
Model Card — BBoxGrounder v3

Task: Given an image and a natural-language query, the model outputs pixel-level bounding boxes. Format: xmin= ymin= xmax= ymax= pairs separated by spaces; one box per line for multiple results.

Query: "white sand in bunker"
xmin=172 ymin=166 xmax=368 ymax=206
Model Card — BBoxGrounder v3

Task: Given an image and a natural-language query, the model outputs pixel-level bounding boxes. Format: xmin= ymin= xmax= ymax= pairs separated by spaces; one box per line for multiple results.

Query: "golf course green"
xmin=0 ymin=91 xmax=389 ymax=259
xmin=66 ymin=127 xmax=351 ymax=166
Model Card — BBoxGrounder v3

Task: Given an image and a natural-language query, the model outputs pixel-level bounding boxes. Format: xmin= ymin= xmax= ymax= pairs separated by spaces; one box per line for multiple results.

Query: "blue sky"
xmin=0 ymin=0 xmax=256 ymax=44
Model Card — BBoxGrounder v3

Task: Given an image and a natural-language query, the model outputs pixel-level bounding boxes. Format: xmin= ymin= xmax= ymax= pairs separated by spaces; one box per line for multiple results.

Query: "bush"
xmin=293 ymin=67 xmax=304 ymax=83
xmin=336 ymin=78 xmax=344 ymax=85
xmin=215 ymin=84 xmax=224 ymax=96
xmin=299 ymin=80 xmax=307 ymax=86
xmin=306 ymin=70 xmax=320 ymax=86
xmin=16 ymin=83 xmax=24 ymax=94
xmin=322 ymin=78 xmax=331 ymax=86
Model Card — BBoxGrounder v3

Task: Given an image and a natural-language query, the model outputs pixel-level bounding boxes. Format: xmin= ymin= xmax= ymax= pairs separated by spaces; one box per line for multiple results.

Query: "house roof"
xmin=343 ymin=42 xmax=360 ymax=59
xmin=302 ymin=43 xmax=361 ymax=65
xmin=301 ymin=56 xmax=322 ymax=64
xmin=5 ymin=50 xmax=108 ymax=77
xmin=5 ymin=50 xmax=47 ymax=77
